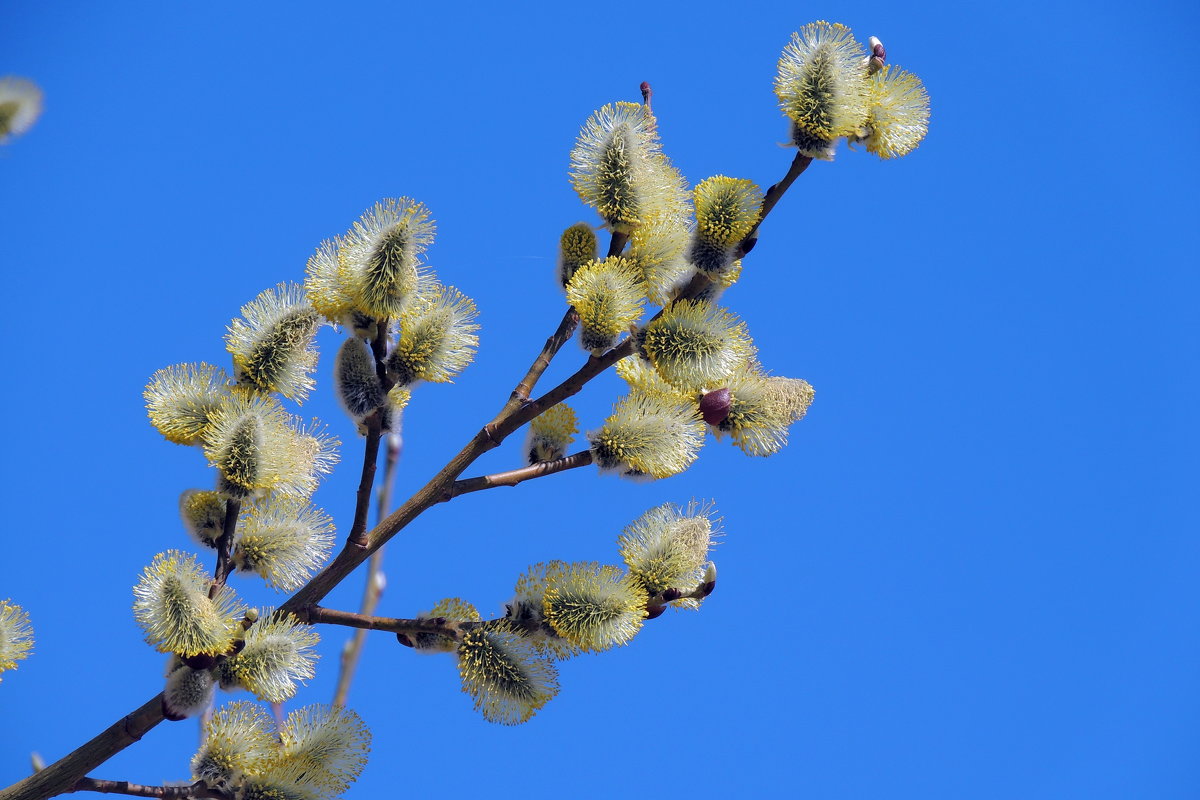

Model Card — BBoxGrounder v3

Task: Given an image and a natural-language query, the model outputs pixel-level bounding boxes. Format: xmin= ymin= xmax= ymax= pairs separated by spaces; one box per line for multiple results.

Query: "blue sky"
xmin=2 ymin=2 xmax=1197 ymax=798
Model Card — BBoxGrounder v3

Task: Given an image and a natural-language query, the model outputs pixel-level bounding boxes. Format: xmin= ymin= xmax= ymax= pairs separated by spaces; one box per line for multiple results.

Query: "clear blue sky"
xmin=2 ymin=2 xmax=1197 ymax=798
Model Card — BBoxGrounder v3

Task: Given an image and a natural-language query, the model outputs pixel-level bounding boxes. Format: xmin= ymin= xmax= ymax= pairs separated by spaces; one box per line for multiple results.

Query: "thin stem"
xmin=332 ymin=433 xmax=400 ymax=707
xmin=301 ymin=606 xmax=467 ymax=642
xmin=510 ymin=308 xmax=579 ymax=403
xmin=209 ymin=500 xmax=241 ymax=594
xmin=446 ymin=450 xmax=593 ymax=501
xmin=67 ymin=780 xmax=227 ymax=800
xmin=346 ymin=416 xmax=381 ymax=550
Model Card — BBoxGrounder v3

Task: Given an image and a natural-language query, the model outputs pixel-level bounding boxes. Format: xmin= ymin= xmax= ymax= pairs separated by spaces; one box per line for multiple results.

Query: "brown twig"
xmin=445 ymin=450 xmax=593 ymax=501
xmin=209 ymin=500 xmax=241 ymax=595
xmin=300 ymin=606 xmax=468 ymax=642
xmin=347 ymin=321 xmax=394 ymax=549
xmin=510 ymin=307 xmax=579 ymax=402
xmin=67 ymin=779 xmax=227 ymax=800
xmin=332 ymin=433 xmax=400 ymax=707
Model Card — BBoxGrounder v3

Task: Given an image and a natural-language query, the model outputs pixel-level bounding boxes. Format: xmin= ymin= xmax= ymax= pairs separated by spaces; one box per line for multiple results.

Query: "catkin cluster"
xmin=401 ymin=500 xmax=720 ymax=725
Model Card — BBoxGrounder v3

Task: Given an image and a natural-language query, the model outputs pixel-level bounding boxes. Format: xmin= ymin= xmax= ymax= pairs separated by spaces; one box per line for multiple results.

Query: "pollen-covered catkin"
xmin=232 ymin=497 xmax=334 ymax=591
xmin=775 ymin=21 xmax=870 ymax=160
xmin=387 ymin=283 xmax=479 ymax=386
xmin=226 ymin=283 xmax=322 ymax=402
xmin=589 ymin=392 xmax=705 ymax=479
xmin=144 ymin=363 xmax=232 ymax=446
xmin=456 ymin=623 xmax=559 ymax=725
xmin=859 ymin=65 xmax=930 ymax=159
xmin=218 ymin=611 xmax=319 ymax=702
xmin=339 ymin=198 xmax=435 ymax=319
xmin=132 ymin=550 xmax=244 ymax=657
xmin=0 ymin=599 xmax=34 ymax=681
xmin=541 ymin=563 xmax=648 ymax=652
xmin=565 ymin=257 xmax=645 ymax=354
xmin=641 ymin=300 xmax=756 ymax=392
xmin=619 ymin=500 xmax=720 ymax=609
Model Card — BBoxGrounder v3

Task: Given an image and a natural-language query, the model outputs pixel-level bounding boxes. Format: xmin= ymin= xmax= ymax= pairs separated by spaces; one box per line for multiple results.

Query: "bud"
xmin=525 ymin=403 xmax=578 ymax=464
xmin=179 ymin=489 xmax=228 ymax=548
xmin=333 ymin=336 xmax=386 ymax=426
xmin=699 ymin=388 xmax=732 ymax=425
xmin=557 ymin=222 xmax=598 ymax=288
xmin=163 ymin=665 xmax=216 ymax=720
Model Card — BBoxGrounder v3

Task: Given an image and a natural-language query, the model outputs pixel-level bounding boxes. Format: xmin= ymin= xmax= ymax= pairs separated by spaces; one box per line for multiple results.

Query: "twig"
xmin=332 ymin=433 xmax=400 ymax=707
xmin=347 ymin=321 xmax=394 ymax=549
xmin=510 ymin=308 xmax=579 ymax=402
xmin=209 ymin=500 xmax=241 ymax=595
xmin=67 ymin=779 xmax=227 ymax=800
xmin=445 ymin=450 xmax=593 ymax=501
xmin=301 ymin=606 xmax=467 ymax=642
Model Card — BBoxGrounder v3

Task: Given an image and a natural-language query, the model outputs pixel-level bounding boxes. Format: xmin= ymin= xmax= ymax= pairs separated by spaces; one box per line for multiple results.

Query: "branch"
xmin=445 ymin=450 xmax=593 ymax=501
xmin=6 ymin=83 xmax=790 ymax=797
xmin=67 ymin=780 xmax=227 ymax=800
xmin=509 ymin=307 xmax=579 ymax=403
xmin=509 ymin=228 xmax=627 ymax=403
xmin=332 ymin=433 xmax=400 ymax=707
xmin=300 ymin=606 xmax=466 ymax=642
xmin=0 ymin=695 xmax=168 ymax=800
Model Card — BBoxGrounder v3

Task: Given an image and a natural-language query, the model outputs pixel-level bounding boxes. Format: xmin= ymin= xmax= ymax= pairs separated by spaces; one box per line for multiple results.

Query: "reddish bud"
xmin=182 ymin=653 xmax=217 ymax=670
xmin=699 ymin=388 xmax=732 ymax=425
xmin=396 ymin=633 xmax=414 ymax=648
xmin=645 ymin=604 xmax=667 ymax=620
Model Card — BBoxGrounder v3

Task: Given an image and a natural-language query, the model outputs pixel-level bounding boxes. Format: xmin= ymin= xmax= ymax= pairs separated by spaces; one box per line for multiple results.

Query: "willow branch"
xmin=305 ymin=569 xmax=717 ymax=642
xmin=332 ymin=433 xmax=400 ymax=707
xmin=0 ymin=695 xmax=168 ymax=800
xmin=67 ymin=780 xmax=227 ymax=800
xmin=445 ymin=450 xmax=593 ymax=501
